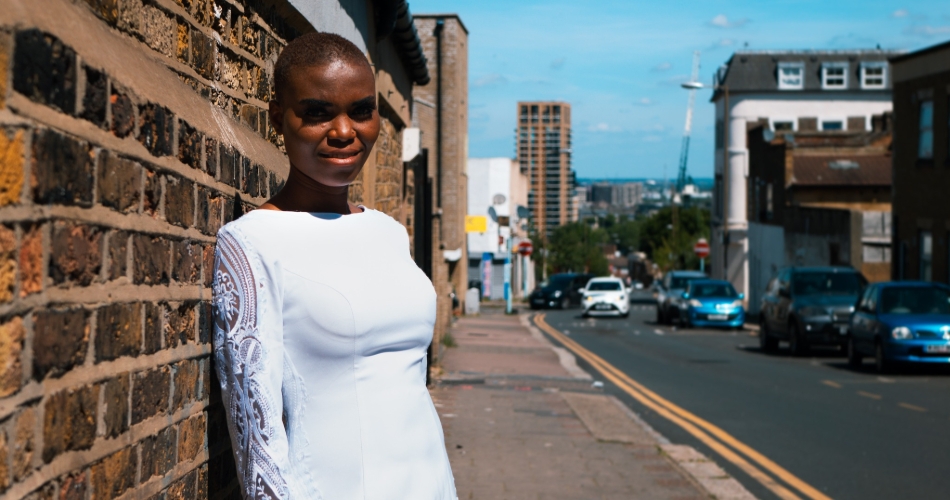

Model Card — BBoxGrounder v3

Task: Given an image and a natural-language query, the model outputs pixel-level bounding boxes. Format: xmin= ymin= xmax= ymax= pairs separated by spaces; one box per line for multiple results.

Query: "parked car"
xmin=581 ymin=277 xmax=630 ymax=318
xmin=848 ymin=281 xmax=950 ymax=373
xmin=680 ymin=279 xmax=745 ymax=329
xmin=655 ymin=270 xmax=707 ymax=324
xmin=529 ymin=273 xmax=594 ymax=310
xmin=759 ymin=266 xmax=867 ymax=355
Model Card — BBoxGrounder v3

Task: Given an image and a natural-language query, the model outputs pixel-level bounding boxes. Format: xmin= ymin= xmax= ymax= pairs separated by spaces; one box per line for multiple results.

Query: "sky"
xmin=407 ymin=0 xmax=950 ymax=180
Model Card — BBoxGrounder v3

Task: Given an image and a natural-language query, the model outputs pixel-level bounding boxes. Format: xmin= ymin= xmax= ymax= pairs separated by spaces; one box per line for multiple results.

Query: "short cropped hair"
xmin=273 ymin=32 xmax=371 ymax=103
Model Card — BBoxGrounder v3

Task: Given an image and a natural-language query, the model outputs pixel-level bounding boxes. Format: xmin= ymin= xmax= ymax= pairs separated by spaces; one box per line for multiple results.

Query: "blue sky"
xmin=408 ymin=0 xmax=950 ymax=180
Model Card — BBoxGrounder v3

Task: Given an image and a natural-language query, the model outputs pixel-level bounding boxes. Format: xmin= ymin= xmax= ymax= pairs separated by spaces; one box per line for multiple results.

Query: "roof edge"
xmin=412 ymin=13 xmax=470 ymax=34
xmin=890 ymin=39 xmax=950 ymax=64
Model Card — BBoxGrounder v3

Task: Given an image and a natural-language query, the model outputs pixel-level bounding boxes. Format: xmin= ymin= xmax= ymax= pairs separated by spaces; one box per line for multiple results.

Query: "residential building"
xmin=517 ymin=101 xmax=576 ymax=237
xmin=891 ymin=40 xmax=950 ymax=283
xmin=710 ymin=49 xmax=900 ymax=299
xmin=413 ymin=14 xmax=469 ymax=357
xmin=467 ymin=158 xmax=534 ymax=300
xmin=0 ymin=0 xmax=430 ymax=496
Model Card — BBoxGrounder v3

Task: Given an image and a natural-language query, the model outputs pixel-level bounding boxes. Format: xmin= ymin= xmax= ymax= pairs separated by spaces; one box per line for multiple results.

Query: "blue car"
xmin=848 ymin=281 xmax=950 ymax=372
xmin=680 ymin=279 xmax=745 ymax=329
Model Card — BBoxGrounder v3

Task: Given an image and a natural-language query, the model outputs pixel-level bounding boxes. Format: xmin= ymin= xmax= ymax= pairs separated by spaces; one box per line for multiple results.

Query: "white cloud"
xmin=473 ymin=74 xmax=508 ymax=87
xmin=551 ymin=57 xmax=566 ymax=70
xmin=891 ymin=9 xmax=909 ymax=18
xmin=709 ymin=38 xmax=737 ymax=50
xmin=652 ymin=62 xmax=672 ymax=72
xmin=635 ymin=97 xmax=653 ymax=106
xmin=588 ymin=122 xmax=623 ymax=133
xmin=708 ymin=14 xmax=749 ymax=29
xmin=903 ymin=24 xmax=950 ymax=37
xmin=643 ymin=135 xmax=663 ymax=143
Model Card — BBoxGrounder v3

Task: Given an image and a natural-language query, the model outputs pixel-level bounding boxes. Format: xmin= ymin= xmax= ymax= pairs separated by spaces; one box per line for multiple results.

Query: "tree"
xmin=638 ymin=206 xmax=710 ymax=271
xmin=547 ymin=222 xmax=609 ymax=276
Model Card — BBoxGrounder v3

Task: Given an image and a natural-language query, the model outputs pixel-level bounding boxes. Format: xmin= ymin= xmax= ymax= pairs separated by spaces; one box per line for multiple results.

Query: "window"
xmin=773 ymin=121 xmax=794 ymax=132
xmin=920 ymin=231 xmax=932 ymax=281
xmin=777 ymin=62 xmax=804 ymax=90
xmin=860 ymin=62 xmax=887 ymax=89
xmin=918 ymin=100 xmax=934 ymax=160
xmin=821 ymin=63 xmax=848 ymax=89
xmin=821 ymin=120 xmax=844 ymax=131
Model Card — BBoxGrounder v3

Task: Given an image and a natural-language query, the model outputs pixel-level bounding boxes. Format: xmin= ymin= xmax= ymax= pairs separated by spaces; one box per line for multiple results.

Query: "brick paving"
xmin=433 ymin=307 xmax=708 ymax=500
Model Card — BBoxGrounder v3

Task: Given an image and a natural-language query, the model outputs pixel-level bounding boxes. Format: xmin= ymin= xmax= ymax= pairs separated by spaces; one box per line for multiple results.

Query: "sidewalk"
xmin=431 ymin=305 xmax=745 ymax=500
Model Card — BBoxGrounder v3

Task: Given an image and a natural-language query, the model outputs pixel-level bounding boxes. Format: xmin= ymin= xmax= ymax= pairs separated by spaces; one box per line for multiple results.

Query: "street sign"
xmin=465 ymin=215 xmax=487 ymax=233
xmin=694 ymin=238 xmax=710 ymax=258
xmin=517 ymin=241 xmax=533 ymax=256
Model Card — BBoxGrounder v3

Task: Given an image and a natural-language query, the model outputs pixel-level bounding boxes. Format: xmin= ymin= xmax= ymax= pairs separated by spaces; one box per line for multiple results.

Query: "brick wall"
xmin=0 ymin=0 xmax=419 ymax=498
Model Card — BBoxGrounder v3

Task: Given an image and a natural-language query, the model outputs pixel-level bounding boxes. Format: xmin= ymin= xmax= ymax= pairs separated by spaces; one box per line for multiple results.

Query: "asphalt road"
xmin=538 ymin=291 xmax=950 ymax=500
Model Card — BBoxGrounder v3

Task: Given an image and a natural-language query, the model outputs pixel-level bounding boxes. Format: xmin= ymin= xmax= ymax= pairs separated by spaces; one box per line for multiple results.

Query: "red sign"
xmin=517 ymin=241 xmax=533 ymax=256
xmin=693 ymin=238 xmax=710 ymax=258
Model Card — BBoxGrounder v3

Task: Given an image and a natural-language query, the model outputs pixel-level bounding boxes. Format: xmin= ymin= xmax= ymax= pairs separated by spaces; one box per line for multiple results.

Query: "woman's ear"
xmin=269 ymin=100 xmax=284 ymax=136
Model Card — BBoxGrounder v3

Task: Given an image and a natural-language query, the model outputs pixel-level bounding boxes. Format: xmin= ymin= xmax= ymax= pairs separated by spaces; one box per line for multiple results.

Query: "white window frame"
xmin=860 ymin=62 xmax=887 ymax=89
xmin=777 ymin=62 xmax=804 ymax=90
xmin=770 ymin=117 xmax=797 ymax=132
xmin=819 ymin=117 xmax=846 ymax=131
xmin=821 ymin=62 xmax=848 ymax=90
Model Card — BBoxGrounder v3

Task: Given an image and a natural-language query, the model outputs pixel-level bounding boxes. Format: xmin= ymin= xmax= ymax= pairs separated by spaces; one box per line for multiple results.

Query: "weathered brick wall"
xmin=374 ymin=116 xmax=404 ymax=219
xmin=0 ymin=0 xmax=297 ymax=497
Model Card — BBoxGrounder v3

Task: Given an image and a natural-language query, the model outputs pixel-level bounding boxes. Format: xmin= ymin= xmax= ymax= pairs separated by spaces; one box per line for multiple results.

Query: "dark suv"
xmin=759 ymin=266 xmax=867 ymax=355
xmin=529 ymin=273 xmax=594 ymax=310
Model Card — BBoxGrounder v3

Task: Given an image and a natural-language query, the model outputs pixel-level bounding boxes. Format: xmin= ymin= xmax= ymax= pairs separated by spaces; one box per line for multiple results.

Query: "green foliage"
xmin=638 ymin=206 xmax=710 ymax=271
xmin=603 ymin=214 xmax=640 ymax=255
xmin=547 ymin=222 xmax=609 ymax=276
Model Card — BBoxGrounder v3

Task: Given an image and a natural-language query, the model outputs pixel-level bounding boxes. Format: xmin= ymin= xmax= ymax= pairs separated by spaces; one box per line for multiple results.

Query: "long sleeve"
xmin=212 ymin=227 xmax=299 ymax=499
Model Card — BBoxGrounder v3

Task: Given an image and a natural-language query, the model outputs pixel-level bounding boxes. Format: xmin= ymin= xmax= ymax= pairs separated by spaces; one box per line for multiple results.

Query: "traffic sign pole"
xmin=693 ymin=238 xmax=710 ymax=273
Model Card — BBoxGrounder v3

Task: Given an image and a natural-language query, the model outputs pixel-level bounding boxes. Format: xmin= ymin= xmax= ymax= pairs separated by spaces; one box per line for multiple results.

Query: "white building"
xmin=467 ymin=158 xmax=534 ymax=300
xmin=710 ymin=50 xmax=900 ymax=302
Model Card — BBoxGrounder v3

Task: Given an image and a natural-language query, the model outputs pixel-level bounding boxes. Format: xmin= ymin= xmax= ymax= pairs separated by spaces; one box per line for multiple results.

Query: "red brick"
xmin=143 ymin=169 xmax=162 ymax=216
xmin=0 ymin=426 xmax=7 ymax=492
xmin=178 ymin=120 xmax=202 ymax=170
xmin=97 ymin=152 xmax=141 ymax=213
xmin=31 ymin=129 xmax=94 ymax=206
xmin=82 ymin=0 xmax=118 ymax=26
xmin=60 ymin=471 xmax=89 ymax=500
xmin=79 ymin=65 xmax=107 ymax=128
xmin=107 ymin=230 xmax=128 ymax=280
xmin=110 ymin=89 xmax=135 ymax=138
xmin=190 ymin=30 xmax=215 ymax=81
xmin=165 ymin=468 xmax=197 ymax=499
xmin=138 ymin=103 xmax=173 ymax=157
xmin=90 ymin=447 xmax=135 ymax=499
xmin=196 ymin=186 xmax=222 ymax=236
xmin=269 ymin=172 xmax=284 ymax=198
xmin=13 ymin=30 xmax=76 ymax=114
xmin=164 ymin=301 xmax=196 ymax=348
xmin=176 ymin=22 xmax=189 ymax=65
xmin=43 ymin=385 xmax=97 ymax=463
xmin=139 ymin=425 xmax=175 ymax=482
xmin=173 ymin=359 xmax=199 ymax=411
xmin=102 ymin=373 xmax=129 ymax=438
xmin=19 ymin=224 xmax=43 ymax=296
xmin=197 ymin=300 xmax=212 ymax=344
xmin=203 ymin=136 xmax=218 ymax=177
xmin=0 ymin=317 xmax=23 ymax=396
xmin=132 ymin=367 xmax=170 ymax=424
xmin=49 ymin=222 xmax=102 ymax=286
xmin=0 ymin=129 xmax=25 ymax=208
xmin=12 ymin=406 xmax=35 ymax=481
xmin=172 ymin=240 xmax=200 ymax=284
xmin=95 ymin=302 xmax=142 ymax=361
xmin=133 ymin=234 xmax=169 ymax=285
xmin=201 ymin=244 xmax=214 ymax=287
xmin=165 ymin=175 xmax=195 ymax=228
xmin=218 ymin=145 xmax=239 ymax=188
xmin=144 ymin=302 xmax=163 ymax=354
xmin=33 ymin=309 xmax=87 ymax=380
xmin=177 ymin=413 xmax=205 ymax=463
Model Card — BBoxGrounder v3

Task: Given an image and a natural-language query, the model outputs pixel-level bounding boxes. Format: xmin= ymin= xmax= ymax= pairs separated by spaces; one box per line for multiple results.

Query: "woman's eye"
xmin=353 ymin=106 xmax=375 ymax=118
xmin=304 ymin=107 xmax=329 ymax=118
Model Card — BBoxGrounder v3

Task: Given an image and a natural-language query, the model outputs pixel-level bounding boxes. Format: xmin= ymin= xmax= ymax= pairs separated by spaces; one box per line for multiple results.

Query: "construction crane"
xmin=676 ymin=51 xmax=702 ymax=194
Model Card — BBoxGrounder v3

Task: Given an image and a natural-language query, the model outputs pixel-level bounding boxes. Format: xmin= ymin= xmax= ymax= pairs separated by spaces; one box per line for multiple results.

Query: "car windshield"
xmin=880 ymin=287 xmax=950 ymax=315
xmin=792 ymin=272 xmax=861 ymax=296
xmin=670 ymin=276 xmax=702 ymax=289
xmin=691 ymin=283 xmax=738 ymax=298
xmin=542 ymin=275 xmax=573 ymax=288
xmin=589 ymin=282 xmax=622 ymax=291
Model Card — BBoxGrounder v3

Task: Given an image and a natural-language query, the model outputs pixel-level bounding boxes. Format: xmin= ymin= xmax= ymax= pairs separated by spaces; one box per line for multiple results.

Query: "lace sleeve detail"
xmin=213 ymin=229 xmax=294 ymax=500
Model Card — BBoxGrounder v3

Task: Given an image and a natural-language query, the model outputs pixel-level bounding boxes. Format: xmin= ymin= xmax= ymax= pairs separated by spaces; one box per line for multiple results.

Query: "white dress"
xmin=211 ymin=208 xmax=457 ymax=500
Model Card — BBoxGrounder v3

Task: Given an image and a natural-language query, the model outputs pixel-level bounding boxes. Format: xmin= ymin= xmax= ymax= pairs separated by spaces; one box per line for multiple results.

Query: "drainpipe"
xmin=434 ymin=19 xmax=444 ymax=210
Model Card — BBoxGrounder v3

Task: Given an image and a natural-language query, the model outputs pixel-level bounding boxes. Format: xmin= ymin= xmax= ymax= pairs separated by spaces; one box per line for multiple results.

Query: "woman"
xmin=211 ymin=32 xmax=457 ymax=499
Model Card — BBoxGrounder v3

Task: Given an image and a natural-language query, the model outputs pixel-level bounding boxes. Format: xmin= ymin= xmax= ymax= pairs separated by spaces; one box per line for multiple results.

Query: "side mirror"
xmin=682 ymin=292 xmax=690 ymax=299
xmin=738 ymin=293 xmax=745 ymax=300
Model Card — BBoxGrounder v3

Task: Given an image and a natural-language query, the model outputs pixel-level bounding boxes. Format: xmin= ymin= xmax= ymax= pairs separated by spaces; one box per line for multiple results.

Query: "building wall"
xmin=0 ymin=0 xmax=421 ymax=498
xmin=891 ymin=46 xmax=950 ymax=283
xmin=413 ymin=15 xmax=468 ymax=357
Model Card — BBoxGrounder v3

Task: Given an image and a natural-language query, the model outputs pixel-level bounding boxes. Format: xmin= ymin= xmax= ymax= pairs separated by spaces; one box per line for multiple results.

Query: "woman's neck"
xmin=260 ymin=165 xmax=358 ymax=214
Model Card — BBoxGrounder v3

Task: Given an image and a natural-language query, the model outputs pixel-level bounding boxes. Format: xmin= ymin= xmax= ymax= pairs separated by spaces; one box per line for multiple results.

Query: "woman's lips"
xmin=319 ymin=150 xmax=362 ymax=164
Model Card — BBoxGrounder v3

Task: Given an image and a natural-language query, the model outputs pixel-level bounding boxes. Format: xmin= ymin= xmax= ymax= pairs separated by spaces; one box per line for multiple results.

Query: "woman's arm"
xmin=212 ymin=227 xmax=299 ymax=499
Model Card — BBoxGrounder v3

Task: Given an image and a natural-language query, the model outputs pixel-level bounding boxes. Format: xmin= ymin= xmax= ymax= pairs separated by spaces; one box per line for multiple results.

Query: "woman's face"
xmin=270 ymin=60 xmax=380 ymax=187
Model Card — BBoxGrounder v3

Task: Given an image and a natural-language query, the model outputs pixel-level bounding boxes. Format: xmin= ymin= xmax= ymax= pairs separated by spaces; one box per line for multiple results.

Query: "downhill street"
xmin=536 ymin=292 xmax=950 ymax=500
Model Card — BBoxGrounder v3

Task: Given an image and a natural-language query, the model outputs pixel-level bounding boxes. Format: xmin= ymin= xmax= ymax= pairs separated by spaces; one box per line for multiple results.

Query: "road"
xmin=535 ymin=291 xmax=950 ymax=500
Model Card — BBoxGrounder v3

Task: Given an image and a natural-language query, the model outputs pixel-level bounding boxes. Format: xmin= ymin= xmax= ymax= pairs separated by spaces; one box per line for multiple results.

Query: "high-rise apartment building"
xmin=516 ymin=102 xmax=575 ymax=238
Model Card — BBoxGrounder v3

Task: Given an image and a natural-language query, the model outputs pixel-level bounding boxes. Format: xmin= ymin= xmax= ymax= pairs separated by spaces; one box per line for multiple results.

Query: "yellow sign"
xmin=465 ymin=215 xmax=488 ymax=233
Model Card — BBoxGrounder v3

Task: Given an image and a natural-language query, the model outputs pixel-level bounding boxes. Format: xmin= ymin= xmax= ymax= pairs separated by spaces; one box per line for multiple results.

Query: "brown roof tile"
xmin=791 ymin=155 xmax=891 ymax=186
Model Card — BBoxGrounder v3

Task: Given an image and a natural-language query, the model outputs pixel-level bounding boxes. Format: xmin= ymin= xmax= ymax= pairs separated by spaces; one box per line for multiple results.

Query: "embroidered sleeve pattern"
xmin=212 ymin=230 xmax=291 ymax=500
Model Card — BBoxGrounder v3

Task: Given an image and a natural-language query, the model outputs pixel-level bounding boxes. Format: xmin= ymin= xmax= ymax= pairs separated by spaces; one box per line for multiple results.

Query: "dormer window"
xmin=822 ymin=62 xmax=848 ymax=90
xmin=777 ymin=62 xmax=804 ymax=90
xmin=860 ymin=62 xmax=887 ymax=89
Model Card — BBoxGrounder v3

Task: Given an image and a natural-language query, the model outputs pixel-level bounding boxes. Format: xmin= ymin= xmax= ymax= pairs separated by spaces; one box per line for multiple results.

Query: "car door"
xmin=851 ymin=285 xmax=875 ymax=352
xmin=762 ymin=277 xmax=779 ymax=330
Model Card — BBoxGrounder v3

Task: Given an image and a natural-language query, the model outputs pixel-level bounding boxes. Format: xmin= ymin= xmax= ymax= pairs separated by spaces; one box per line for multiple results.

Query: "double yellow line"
xmin=534 ymin=313 xmax=831 ymax=500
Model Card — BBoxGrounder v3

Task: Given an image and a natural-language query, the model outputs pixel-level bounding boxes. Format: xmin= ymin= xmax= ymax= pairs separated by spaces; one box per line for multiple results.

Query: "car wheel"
xmin=759 ymin=319 xmax=778 ymax=352
xmin=788 ymin=322 xmax=808 ymax=356
xmin=847 ymin=337 xmax=863 ymax=368
xmin=875 ymin=341 xmax=891 ymax=374
xmin=621 ymin=310 xmax=629 ymax=319
xmin=560 ymin=297 xmax=571 ymax=310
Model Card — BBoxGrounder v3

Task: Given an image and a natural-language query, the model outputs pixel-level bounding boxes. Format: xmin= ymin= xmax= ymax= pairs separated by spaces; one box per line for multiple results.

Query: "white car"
xmin=582 ymin=277 xmax=630 ymax=318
